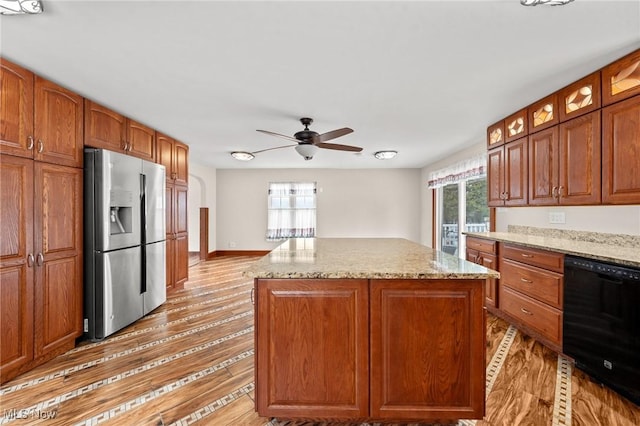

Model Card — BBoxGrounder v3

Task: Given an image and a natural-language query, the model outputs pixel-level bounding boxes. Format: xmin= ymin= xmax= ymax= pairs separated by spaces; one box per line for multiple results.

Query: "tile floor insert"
xmin=0 ymin=255 xmax=638 ymax=425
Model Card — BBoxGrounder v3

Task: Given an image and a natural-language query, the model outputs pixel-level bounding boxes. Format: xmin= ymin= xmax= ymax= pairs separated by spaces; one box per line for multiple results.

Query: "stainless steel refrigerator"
xmin=84 ymin=148 xmax=166 ymax=341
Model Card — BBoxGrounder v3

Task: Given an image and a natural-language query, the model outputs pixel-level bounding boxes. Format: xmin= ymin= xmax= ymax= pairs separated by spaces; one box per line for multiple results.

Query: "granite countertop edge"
xmin=464 ymin=231 xmax=640 ymax=268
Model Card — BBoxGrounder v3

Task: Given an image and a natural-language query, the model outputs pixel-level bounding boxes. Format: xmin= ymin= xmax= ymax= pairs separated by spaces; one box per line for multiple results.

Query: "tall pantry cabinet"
xmin=157 ymin=133 xmax=189 ymax=292
xmin=0 ymin=58 xmax=83 ymax=383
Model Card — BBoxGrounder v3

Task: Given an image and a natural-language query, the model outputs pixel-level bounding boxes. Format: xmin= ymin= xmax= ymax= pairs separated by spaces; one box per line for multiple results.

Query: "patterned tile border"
xmin=72 ymin=350 xmax=255 ymax=426
xmin=0 ymin=309 xmax=253 ymax=395
xmin=458 ymin=324 xmax=518 ymax=426
xmin=552 ymin=355 xmax=572 ymax=426
xmin=1 ymin=327 xmax=254 ymax=417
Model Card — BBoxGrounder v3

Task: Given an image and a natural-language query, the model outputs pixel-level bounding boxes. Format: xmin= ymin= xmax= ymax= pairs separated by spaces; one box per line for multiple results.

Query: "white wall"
xmin=496 ymin=205 xmax=640 ymax=235
xmin=216 ymin=168 xmax=421 ymax=251
xmin=189 ymin=162 xmax=217 ymax=253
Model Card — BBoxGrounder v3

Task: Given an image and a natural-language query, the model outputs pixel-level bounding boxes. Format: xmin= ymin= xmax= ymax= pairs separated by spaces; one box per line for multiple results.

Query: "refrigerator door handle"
xmin=141 ymin=173 xmax=147 ymax=294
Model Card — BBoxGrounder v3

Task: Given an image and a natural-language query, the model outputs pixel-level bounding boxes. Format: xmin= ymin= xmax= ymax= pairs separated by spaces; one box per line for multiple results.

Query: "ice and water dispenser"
xmin=109 ymin=189 xmax=134 ymax=235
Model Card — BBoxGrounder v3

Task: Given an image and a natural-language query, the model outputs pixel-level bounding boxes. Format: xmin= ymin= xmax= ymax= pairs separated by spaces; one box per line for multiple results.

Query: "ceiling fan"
xmin=252 ymin=117 xmax=362 ymax=160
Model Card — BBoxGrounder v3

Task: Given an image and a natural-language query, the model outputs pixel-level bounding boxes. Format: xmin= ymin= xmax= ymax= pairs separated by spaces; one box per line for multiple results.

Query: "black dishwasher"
xmin=563 ymin=256 xmax=640 ymax=405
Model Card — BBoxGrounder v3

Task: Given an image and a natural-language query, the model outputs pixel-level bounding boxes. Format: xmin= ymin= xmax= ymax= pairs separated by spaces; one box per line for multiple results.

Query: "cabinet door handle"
xmin=520 ymin=277 xmax=533 ymax=283
xmin=521 ymin=253 xmax=534 ymax=258
xmin=250 ymin=287 xmax=255 ymax=305
xmin=27 ymin=136 xmax=35 ymax=150
xmin=504 ymin=191 xmax=509 ymax=200
xmin=37 ymin=140 xmax=44 ymax=153
xmin=552 ymin=186 xmax=558 ymax=198
xmin=36 ymin=253 xmax=44 ymax=266
xmin=477 ymin=257 xmax=483 ymax=264
xmin=27 ymin=253 xmax=35 ymax=267
xmin=558 ymin=186 xmax=564 ymax=198
xmin=520 ymin=307 xmax=533 ymax=315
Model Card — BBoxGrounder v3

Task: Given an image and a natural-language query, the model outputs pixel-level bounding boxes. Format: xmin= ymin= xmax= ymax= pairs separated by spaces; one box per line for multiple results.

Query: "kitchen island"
xmin=245 ymin=238 xmax=499 ymax=423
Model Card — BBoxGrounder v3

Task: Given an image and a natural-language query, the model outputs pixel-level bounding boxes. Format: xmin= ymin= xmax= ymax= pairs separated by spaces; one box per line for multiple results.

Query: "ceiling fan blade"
xmin=256 ymin=129 xmax=300 ymax=143
xmin=252 ymin=144 xmax=298 ymax=154
xmin=316 ymin=142 xmax=363 ymax=152
xmin=317 ymin=127 xmax=353 ymax=142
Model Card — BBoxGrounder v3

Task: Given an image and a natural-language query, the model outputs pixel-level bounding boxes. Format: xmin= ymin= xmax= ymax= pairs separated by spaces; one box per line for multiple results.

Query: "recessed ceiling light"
xmin=520 ymin=0 xmax=574 ymax=6
xmin=374 ymin=150 xmax=397 ymax=160
xmin=231 ymin=151 xmax=255 ymax=161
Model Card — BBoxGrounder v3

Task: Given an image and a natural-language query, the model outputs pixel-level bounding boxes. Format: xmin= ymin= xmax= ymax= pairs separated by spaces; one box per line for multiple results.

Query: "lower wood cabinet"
xmin=0 ymin=155 xmax=83 ymax=383
xmin=465 ymin=237 xmax=498 ymax=308
xmin=255 ymin=278 xmax=485 ymax=422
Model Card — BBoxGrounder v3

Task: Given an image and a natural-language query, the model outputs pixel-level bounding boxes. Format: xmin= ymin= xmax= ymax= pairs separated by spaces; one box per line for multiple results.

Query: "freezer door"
xmin=91 ymin=149 xmax=142 ymax=251
xmin=143 ymin=240 xmax=167 ymax=314
xmin=142 ymin=160 xmax=166 ymax=244
xmin=97 ymin=246 xmax=144 ymax=339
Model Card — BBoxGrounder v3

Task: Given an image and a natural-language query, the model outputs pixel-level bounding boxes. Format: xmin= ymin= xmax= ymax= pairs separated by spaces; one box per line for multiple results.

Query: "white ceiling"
xmin=1 ymin=0 xmax=639 ymax=169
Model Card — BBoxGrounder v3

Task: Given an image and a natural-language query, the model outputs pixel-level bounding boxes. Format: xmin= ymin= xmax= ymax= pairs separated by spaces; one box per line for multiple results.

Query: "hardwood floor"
xmin=0 ymin=256 xmax=638 ymax=425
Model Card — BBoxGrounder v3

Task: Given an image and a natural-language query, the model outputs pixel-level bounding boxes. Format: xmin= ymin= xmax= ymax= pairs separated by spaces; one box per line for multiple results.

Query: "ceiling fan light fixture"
xmin=0 ymin=0 xmax=44 ymax=14
xmin=520 ymin=0 xmax=574 ymax=6
xmin=231 ymin=151 xmax=254 ymax=161
xmin=374 ymin=150 xmax=397 ymax=160
xmin=295 ymin=144 xmax=318 ymax=161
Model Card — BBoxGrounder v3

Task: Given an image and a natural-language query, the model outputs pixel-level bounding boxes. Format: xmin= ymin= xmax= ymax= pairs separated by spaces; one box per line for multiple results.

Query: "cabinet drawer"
xmin=499 ymin=286 xmax=562 ymax=346
xmin=501 ymin=243 xmax=563 ymax=273
xmin=466 ymin=237 xmax=497 ymax=254
xmin=500 ymin=258 xmax=563 ymax=308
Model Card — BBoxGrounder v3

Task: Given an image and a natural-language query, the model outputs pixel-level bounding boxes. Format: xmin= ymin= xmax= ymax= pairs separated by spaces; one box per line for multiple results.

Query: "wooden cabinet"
xmin=601 ymin=49 xmax=640 ymax=106
xmin=255 ymin=279 xmax=369 ymax=419
xmin=487 ymin=137 xmax=528 ymax=207
xmin=602 ymin=95 xmax=640 ymax=204
xmin=528 ymin=93 xmax=558 ymax=134
xmin=255 ymin=277 xmax=486 ymax=422
xmin=84 ymin=100 xmax=156 ymax=161
xmin=0 ymin=155 xmax=83 ymax=383
xmin=558 ymin=72 xmax=601 ymax=122
xmin=487 ymin=120 xmax=505 ymax=149
xmin=465 ymin=237 xmax=498 ymax=309
xmin=157 ymin=133 xmax=188 ymax=185
xmin=504 ymin=108 xmax=528 ymax=143
xmin=528 ymin=111 xmax=601 ymax=205
xmin=498 ymin=243 xmax=564 ymax=352
xmin=165 ymin=183 xmax=188 ymax=291
xmin=1 ymin=58 xmax=84 ymax=168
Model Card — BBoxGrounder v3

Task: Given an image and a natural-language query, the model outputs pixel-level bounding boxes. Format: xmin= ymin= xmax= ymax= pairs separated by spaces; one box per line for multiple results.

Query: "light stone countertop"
xmin=244 ymin=237 xmax=500 ymax=280
xmin=465 ymin=231 xmax=640 ymax=268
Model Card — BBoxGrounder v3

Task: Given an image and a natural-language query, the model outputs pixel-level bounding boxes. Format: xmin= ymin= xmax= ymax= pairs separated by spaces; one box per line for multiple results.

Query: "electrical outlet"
xmin=549 ymin=212 xmax=566 ymax=224
xmin=228 ymin=241 xmax=237 ymax=248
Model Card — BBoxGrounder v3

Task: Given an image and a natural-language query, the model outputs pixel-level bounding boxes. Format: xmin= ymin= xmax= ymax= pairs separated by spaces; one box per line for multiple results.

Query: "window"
xmin=429 ymin=155 xmax=488 ymax=258
xmin=266 ymin=182 xmax=316 ymax=241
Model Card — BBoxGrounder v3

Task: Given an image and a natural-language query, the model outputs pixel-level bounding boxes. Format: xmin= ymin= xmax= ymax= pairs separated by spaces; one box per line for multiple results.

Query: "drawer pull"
xmin=521 ymin=253 xmax=534 ymax=258
xmin=520 ymin=277 xmax=533 ymax=283
xmin=520 ymin=307 xmax=533 ymax=315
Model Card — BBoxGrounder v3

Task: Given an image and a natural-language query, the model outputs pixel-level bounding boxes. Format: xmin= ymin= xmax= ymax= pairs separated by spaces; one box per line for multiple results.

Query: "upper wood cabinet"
xmin=528 ymin=111 xmax=601 ymax=206
xmin=602 ymin=95 xmax=640 ymax=204
xmin=487 ymin=138 xmax=528 ymax=207
xmin=504 ymin=108 xmax=528 ymax=143
xmin=487 ymin=120 xmax=505 ymax=149
xmin=528 ymin=94 xmax=558 ymax=134
xmin=602 ymin=49 xmax=640 ymax=106
xmin=558 ymin=72 xmax=601 ymax=123
xmin=1 ymin=58 xmax=84 ymax=168
xmin=157 ymin=132 xmax=188 ymax=185
xmin=84 ymin=100 xmax=156 ymax=161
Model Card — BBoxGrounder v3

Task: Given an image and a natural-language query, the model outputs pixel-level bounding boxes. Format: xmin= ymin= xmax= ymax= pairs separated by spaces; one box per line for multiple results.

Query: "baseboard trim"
xmin=208 ymin=250 xmax=270 ymax=259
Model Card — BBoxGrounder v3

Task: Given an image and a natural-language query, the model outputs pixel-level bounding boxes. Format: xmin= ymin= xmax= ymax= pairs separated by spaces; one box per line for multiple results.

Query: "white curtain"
xmin=266 ymin=182 xmax=316 ymax=241
xmin=427 ymin=153 xmax=487 ymax=189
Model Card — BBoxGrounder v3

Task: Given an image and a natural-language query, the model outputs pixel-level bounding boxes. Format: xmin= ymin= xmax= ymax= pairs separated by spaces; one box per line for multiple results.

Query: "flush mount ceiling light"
xmin=0 ymin=0 xmax=44 ymax=15
xmin=230 ymin=151 xmax=255 ymax=161
xmin=520 ymin=0 xmax=574 ymax=5
xmin=374 ymin=150 xmax=397 ymax=160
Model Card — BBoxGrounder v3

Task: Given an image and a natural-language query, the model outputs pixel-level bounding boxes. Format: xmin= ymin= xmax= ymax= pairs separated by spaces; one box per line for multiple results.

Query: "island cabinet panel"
xmin=255 ymin=279 xmax=369 ymax=420
xmin=370 ymin=279 xmax=485 ymax=421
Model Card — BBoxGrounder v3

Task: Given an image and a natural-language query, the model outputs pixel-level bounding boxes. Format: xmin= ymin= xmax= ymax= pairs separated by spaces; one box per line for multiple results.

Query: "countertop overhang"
xmin=465 ymin=231 xmax=640 ymax=268
xmin=244 ymin=237 xmax=500 ymax=280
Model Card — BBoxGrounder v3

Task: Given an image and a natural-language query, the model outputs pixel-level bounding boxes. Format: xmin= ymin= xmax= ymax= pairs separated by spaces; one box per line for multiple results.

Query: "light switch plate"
xmin=549 ymin=212 xmax=566 ymax=224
